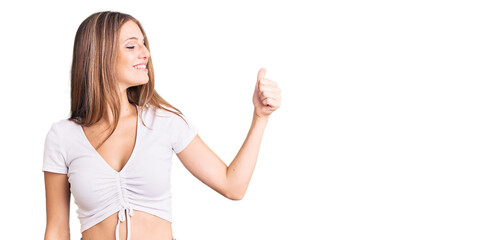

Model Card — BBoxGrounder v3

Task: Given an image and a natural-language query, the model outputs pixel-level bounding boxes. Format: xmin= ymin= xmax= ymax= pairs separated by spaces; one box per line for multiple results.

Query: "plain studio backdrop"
xmin=1 ymin=0 xmax=502 ymax=239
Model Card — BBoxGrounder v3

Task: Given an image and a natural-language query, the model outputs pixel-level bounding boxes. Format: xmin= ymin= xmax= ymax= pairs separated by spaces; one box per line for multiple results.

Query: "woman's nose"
xmin=139 ymin=45 xmax=150 ymax=59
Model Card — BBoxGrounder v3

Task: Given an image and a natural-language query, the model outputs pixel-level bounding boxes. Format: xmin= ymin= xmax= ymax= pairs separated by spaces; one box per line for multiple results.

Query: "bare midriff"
xmin=81 ymin=210 xmax=172 ymax=240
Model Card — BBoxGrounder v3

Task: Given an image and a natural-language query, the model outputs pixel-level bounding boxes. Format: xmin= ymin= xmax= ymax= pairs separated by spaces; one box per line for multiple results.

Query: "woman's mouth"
xmin=133 ymin=64 xmax=148 ymax=71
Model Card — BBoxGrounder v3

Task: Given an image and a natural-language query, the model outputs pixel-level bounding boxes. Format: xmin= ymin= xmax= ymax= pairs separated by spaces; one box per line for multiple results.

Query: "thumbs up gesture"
xmin=253 ymin=68 xmax=281 ymax=118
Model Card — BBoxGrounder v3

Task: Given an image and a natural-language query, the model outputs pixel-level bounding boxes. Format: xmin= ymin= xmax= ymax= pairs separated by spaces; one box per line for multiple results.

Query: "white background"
xmin=1 ymin=0 xmax=502 ymax=239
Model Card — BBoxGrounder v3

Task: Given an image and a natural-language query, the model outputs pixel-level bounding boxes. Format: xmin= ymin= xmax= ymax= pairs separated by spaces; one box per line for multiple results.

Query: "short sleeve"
xmin=172 ymin=115 xmax=199 ymax=154
xmin=42 ymin=123 xmax=68 ymax=174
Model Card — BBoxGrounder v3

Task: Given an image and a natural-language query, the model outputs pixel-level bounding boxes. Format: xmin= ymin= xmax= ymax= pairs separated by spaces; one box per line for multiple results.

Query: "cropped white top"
xmin=42 ymin=105 xmax=198 ymax=240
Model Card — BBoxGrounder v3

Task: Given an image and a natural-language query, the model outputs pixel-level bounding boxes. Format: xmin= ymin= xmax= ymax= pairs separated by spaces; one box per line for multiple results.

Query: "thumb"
xmin=257 ymin=68 xmax=267 ymax=81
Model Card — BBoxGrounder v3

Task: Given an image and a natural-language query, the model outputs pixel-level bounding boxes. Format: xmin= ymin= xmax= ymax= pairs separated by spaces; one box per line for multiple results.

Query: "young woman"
xmin=42 ymin=11 xmax=281 ymax=240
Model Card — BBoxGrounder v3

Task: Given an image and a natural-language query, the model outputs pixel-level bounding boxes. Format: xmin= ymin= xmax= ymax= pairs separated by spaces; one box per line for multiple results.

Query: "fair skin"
xmin=44 ymin=20 xmax=281 ymax=240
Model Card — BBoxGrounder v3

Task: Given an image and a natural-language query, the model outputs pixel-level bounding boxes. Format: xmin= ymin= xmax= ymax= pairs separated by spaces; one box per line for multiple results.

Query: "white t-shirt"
xmin=42 ymin=105 xmax=198 ymax=239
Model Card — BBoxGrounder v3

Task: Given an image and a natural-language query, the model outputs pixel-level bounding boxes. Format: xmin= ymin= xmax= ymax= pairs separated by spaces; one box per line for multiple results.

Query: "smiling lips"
xmin=133 ymin=64 xmax=147 ymax=71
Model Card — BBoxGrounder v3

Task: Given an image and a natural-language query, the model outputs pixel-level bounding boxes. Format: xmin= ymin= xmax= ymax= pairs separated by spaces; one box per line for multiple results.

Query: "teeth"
xmin=134 ymin=65 xmax=146 ymax=69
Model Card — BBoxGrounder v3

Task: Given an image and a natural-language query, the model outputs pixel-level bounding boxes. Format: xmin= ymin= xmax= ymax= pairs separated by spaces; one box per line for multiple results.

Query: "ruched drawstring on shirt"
xmin=115 ymin=207 xmax=134 ymax=240
xmin=115 ymin=171 xmax=134 ymax=240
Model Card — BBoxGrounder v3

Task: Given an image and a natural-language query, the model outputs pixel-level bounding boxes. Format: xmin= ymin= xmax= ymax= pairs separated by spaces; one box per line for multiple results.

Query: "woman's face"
xmin=115 ymin=20 xmax=150 ymax=90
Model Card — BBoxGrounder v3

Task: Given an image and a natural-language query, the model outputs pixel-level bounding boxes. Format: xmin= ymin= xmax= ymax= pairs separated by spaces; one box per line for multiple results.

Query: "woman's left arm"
xmin=176 ymin=68 xmax=281 ymax=200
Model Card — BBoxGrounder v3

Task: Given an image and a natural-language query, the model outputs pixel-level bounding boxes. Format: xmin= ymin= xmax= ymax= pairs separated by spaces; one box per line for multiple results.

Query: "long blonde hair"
xmin=69 ymin=11 xmax=187 ymax=149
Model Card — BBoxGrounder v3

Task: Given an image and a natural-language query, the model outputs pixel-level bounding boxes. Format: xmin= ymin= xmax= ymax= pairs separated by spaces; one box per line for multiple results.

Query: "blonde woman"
xmin=42 ymin=11 xmax=281 ymax=240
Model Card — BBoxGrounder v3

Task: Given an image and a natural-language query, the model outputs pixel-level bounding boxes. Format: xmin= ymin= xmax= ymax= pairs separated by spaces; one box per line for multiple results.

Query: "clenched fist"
xmin=253 ymin=68 xmax=281 ymax=118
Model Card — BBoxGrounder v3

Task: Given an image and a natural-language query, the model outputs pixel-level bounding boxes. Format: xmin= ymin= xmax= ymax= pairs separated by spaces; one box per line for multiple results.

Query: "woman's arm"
xmin=176 ymin=68 xmax=281 ymax=200
xmin=43 ymin=172 xmax=71 ymax=240
xmin=225 ymin=114 xmax=269 ymax=199
xmin=176 ymin=114 xmax=268 ymax=200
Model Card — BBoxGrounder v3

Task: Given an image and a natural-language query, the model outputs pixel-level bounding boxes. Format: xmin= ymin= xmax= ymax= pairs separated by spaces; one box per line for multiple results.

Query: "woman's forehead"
xmin=119 ymin=20 xmax=144 ymax=43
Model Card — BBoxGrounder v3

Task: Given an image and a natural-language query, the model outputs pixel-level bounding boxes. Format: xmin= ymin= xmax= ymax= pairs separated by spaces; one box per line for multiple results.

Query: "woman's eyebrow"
xmin=122 ymin=37 xmax=144 ymax=44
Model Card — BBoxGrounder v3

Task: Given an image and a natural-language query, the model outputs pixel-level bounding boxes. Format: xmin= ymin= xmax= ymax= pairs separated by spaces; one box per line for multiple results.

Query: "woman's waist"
xmin=82 ymin=209 xmax=173 ymax=240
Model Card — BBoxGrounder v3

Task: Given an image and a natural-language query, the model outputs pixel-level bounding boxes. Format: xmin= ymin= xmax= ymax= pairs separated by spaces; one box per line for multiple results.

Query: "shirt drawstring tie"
xmin=115 ymin=207 xmax=134 ymax=240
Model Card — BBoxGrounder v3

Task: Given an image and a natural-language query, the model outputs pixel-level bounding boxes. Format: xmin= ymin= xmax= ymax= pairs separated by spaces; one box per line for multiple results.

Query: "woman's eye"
xmin=126 ymin=46 xmax=135 ymax=49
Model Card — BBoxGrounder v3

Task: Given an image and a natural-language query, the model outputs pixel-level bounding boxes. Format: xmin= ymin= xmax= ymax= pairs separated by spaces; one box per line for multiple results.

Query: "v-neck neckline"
xmin=78 ymin=105 xmax=141 ymax=174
